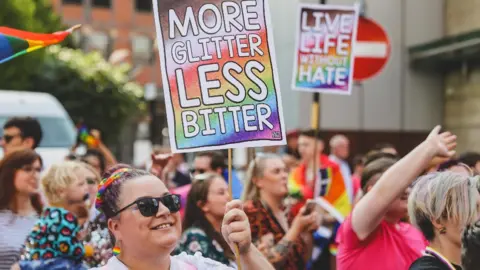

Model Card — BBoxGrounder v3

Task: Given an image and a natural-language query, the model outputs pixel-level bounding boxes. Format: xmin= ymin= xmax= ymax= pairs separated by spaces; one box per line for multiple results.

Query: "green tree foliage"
xmin=0 ymin=1 xmax=144 ymax=144
xmin=32 ymin=46 xmax=144 ymax=144
xmin=0 ymin=0 xmax=64 ymax=90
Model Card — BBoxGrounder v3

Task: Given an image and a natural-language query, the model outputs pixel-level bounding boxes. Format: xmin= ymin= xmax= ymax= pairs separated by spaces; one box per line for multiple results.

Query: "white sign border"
xmin=152 ymin=0 xmax=287 ymax=153
xmin=291 ymin=3 xmax=361 ymax=96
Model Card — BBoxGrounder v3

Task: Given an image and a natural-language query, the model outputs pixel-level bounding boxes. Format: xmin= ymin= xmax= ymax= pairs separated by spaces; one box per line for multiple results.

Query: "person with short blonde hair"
xmin=42 ymin=161 xmax=90 ymax=207
xmin=408 ymin=172 xmax=480 ymax=269
xmin=18 ymin=161 xmax=91 ymax=269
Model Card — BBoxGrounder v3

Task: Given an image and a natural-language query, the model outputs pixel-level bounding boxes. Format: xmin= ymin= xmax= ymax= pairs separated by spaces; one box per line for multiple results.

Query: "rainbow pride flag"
xmin=288 ymin=155 xmax=352 ymax=220
xmin=77 ymin=125 xmax=99 ymax=148
xmin=0 ymin=25 xmax=80 ymax=64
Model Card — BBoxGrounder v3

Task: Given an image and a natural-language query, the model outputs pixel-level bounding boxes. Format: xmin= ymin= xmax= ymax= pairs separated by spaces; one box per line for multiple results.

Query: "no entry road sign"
xmin=353 ymin=17 xmax=391 ymax=81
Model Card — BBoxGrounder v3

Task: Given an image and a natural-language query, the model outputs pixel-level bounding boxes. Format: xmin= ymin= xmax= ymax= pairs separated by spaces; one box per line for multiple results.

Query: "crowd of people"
xmin=1 ymin=116 xmax=480 ymax=270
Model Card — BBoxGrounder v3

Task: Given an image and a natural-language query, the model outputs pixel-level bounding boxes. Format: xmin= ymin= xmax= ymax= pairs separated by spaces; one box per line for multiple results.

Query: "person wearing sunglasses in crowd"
xmin=17 ymin=161 xmax=91 ymax=270
xmin=91 ymin=164 xmax=274 ymax=270
xmin=242 ymin=153 xmax=321 ymax=270
xmin=0 ymin=117 xmax=42 ymax=157
xmin=0 ymin=149 xmax=43 ymax=270
xmin=408 ymin=171 xmax=479 ymax=270
xmin=174 ymin=173 xmax=236 ymax=267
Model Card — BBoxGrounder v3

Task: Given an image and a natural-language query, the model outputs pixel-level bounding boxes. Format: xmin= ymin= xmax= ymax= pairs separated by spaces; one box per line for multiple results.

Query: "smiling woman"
xmin=91 ymin=164 xmax=274 ymax=270
xmin=0 ymin=149 xmax=43 ymax=270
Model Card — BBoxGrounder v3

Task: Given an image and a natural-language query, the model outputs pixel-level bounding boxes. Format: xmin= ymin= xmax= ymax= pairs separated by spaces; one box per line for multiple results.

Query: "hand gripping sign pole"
xmin=228 ymin=149 xmax=242 ymax=270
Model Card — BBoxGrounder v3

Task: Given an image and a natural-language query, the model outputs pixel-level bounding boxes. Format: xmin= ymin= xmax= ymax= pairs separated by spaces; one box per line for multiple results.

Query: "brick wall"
xmin=444 ymin=0 xmax=480 ymax=152
xmin=446 ymin=0 xmax=480 ymax=35
xmin=51 ymin=0 xmax=162 ymax=87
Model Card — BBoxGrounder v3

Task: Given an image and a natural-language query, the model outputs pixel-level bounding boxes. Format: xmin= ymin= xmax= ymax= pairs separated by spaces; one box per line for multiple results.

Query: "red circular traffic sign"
xmin=353 ymin=17 xmax=391 ymax=81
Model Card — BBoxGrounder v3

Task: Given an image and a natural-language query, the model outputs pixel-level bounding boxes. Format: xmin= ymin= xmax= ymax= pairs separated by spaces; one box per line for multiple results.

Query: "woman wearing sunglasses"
xmin=0 ymin=149 xmax=43 ymax=270
xmin=91 ymin=164 xmax=273 ymax=270
xmin=174 ymin=173 xmax=235 ymax=267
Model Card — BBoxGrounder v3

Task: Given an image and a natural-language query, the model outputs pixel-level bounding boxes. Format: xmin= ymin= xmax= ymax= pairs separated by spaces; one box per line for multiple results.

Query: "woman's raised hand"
xmin=425 ymin=125 xmax=457 ymax=158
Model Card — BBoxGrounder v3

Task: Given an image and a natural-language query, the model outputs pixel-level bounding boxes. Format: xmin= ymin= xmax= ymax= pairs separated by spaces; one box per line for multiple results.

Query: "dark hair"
xmin=352 ymin=154 xmax=364 ymax=167
xmin=462 ymin=221 xmax=480 ymax=270
xmin=183 ymin=175 xmax=234 ymax=260
xmin=196 ymin=151 xmax=226 ymax=171
xmin=97 ymin=164 xmax=150 ymax=219
xmin=65 ymin=154 xmax=77 ymax=161
xmin=361 ymin=157 xmax=397 ymax=192
xmin=96 ymin=164 xmax=151 ymax=246
xmin=459 ymin=152 xmax=480 ymax=169
xmin=437 ymin=159 xmax=461 ymax=171
xmin=0 ymin=149 xmax=43 ymax=215
xmin=3 ymin=117 xmax=43 ymax=149
xmin=363 ymin=151 xmax=399 ymax=167
xmin=82 ymin=149 xmax=106 ymax=173
xmin=299 ymin=129 xmax=323 ymax=141
xmin=372 ymin=142 xmax=396 ymax=152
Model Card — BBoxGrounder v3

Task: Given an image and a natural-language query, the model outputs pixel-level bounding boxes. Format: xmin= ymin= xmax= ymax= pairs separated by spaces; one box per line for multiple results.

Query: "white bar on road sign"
xmin=355 ymin=42 xmax=388 ymax=58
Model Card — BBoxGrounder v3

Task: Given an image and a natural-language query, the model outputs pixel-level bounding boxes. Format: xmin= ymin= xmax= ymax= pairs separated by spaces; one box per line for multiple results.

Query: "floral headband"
xmin=95 ymin=168 xmax=131 ymax=210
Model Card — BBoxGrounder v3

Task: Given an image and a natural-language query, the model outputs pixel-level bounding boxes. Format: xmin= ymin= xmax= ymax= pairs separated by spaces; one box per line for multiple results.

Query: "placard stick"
xmin=311 ymin=93 xmax=320 ymax=186
xmin=227 ymin=149 xmax=242 ymax=270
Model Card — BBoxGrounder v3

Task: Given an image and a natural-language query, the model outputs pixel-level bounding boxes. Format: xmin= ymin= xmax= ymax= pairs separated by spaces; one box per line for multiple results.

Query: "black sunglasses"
xmin=114 ymin=194 xmax=181 ymax=217
xmin=3 ymin=134 xmax=21 ymax=144
xmin=190 ymin=168 xmax=206 ymax=174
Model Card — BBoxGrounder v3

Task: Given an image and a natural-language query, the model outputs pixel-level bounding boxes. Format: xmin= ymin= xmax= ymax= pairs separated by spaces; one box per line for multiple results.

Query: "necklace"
xmin=424 ymin=247 xmax=457 ymax=270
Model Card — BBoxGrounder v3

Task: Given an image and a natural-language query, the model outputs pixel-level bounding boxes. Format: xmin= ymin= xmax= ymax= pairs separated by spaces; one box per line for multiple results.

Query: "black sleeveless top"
xmin=409 ymin=256 xmax=462 ymax=270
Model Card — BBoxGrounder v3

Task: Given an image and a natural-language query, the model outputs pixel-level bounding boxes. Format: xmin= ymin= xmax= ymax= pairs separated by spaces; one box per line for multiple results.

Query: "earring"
xmin=440 ymin=227 xmax=447 ymax=234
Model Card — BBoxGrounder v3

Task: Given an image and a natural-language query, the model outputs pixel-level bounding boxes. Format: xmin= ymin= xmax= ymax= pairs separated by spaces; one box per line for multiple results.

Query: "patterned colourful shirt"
xmin=21 ymin=207 xmax=85 ymax=262
xmin=174 ymin=226 xmax=234 ymax=267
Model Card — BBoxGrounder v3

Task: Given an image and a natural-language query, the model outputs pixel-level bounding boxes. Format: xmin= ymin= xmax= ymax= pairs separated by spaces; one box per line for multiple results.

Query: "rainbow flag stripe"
xmin=288 ymin=155 xmax=352 ymax=219
xmin=78 ymin=125 xmax=99 ymax=148
xmin=0 ymin=25 xmax=80 ymax=64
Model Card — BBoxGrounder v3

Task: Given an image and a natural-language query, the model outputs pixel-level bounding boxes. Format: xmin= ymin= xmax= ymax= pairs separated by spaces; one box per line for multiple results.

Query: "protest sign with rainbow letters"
xmin=292 ymin=4 xmax=360 ymax=95
xmin=153 ymin=0 xmax=286 ymax=153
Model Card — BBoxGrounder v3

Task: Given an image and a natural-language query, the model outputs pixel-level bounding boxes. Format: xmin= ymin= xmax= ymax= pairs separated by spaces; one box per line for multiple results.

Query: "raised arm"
xmin=351 ymin=126 xmax=456 ymax=240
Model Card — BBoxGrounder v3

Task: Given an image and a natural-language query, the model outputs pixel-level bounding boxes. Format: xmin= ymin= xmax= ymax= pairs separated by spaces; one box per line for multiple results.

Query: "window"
xmin=62 ymin=0 xmax=82 ymax=4
xmin=85 ymin=31 xmax=109 ymax=55
xmin=135 ymin=0 xmax=152 ymax=12
xmin=92 ymin=0 xmax=111 ymax=8
xmin=131 ymin=35 xmax=154 ymax=65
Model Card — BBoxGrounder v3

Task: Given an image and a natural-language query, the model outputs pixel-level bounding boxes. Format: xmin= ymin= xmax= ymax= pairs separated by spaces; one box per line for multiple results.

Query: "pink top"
xmin=336 ymin=215 xmax=427 ymax=270
xmin=352 ymin=174 xmax=361 ymax=197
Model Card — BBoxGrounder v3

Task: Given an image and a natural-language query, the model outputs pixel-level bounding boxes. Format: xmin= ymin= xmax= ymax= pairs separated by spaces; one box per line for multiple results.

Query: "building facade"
xmin=410 ymin=0 xmax=480 ymax=153
xmin=52 ymin=0 xmax=448 ymax=155
xmin=272 ymin=0 xmax=445 ymax=155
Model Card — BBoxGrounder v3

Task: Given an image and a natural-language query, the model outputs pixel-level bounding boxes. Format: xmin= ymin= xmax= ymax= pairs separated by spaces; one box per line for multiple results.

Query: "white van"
xmin=0 ymin=90 xmax=77 ymax=168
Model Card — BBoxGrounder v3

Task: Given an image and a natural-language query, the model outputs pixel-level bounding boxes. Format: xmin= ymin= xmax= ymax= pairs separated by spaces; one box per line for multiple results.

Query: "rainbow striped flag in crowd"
xmin=288 ymin=154 xmax=352 ymax=220
xmin=0 ymin=25 xmax=80 ymax=64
